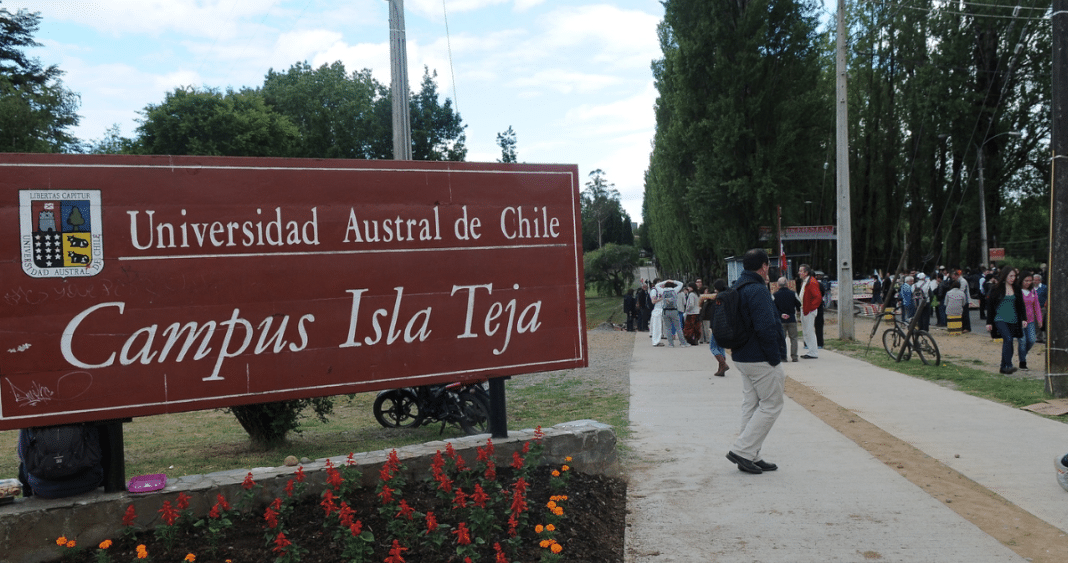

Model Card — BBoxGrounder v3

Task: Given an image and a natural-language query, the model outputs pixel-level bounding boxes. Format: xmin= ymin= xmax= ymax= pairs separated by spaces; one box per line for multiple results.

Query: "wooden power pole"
xmin=1048 ymin=0 xmax=1068 ymax=396
xmin=836 ymin=0 xmax=854 ymax=339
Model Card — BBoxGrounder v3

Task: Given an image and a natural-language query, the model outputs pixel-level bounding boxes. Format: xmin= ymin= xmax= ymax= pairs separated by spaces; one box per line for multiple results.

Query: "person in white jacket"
xmin=654 ymin=279 xmax=686 ymax=347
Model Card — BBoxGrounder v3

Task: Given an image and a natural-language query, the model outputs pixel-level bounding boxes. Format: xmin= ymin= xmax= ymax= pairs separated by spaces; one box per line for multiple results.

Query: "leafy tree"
xmin=581 ymin=169 xmax=632 ymax=251
xmin=84 ymin=124 xmax=136 ymax=154
xmin=496 ymin=125 xmax=517 ymax=163
xmin=584 ymin=243 xmax=640 ymax=296
xmin=645 ymin=0 xmax=829 ymax=276
xmin=406 ymin=67 xmax=466 ymax=161
xmin=261 ymin=61 xmax=381 ymax=159
xmin=0 ymin=4 xmax=80 ymax=152
xmin=135 ymin=87 xmax=299 ymax=157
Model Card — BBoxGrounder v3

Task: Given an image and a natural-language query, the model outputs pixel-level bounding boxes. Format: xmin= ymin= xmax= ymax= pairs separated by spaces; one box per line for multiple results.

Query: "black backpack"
xmin=22 ymin=425 xmax=102 ymax=480
xmin=711 ymin=279 xmax=758 ymax=349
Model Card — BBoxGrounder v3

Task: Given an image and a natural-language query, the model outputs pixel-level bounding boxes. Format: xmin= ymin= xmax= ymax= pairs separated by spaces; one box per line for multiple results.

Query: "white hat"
xmin=917 ymin=273 xmax=926 ymax=280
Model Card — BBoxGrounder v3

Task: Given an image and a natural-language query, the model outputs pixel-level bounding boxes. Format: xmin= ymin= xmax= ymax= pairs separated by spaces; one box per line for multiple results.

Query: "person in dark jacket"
xmin=985 ymin=268 xmax=1027 ymax=375
xmin=623 ymin=289 xmax=637 ymax=332
xmin=726 ymin=249 xmax=786 ymax=475
xmin=773 ymin=277 xmax=801 ymax=362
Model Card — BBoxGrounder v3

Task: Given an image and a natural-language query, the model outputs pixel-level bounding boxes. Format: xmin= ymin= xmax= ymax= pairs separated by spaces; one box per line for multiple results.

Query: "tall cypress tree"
xmin=645 ymin=0 xmax=830 ymax=276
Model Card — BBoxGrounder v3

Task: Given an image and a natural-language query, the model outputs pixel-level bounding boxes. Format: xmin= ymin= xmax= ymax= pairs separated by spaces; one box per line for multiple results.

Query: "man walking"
xmin=648 ymin=278 xmax=666 ymax=346
xmin=798 ymin=264 xmax=820 ymax=359
xmin=726 ymin=249 xmax=787 ymax=475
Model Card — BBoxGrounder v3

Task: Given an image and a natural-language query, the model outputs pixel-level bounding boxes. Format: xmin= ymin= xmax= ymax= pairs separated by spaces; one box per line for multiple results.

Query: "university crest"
xmin=19 ymin=190 xmax=104 ymax=278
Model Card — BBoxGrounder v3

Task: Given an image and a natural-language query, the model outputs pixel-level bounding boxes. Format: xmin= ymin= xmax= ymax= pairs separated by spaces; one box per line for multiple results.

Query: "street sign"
xmin=989 ymin=247 xmax=1005 ymax=262
xmin=0 ymin=154 xmax=587 ymax=430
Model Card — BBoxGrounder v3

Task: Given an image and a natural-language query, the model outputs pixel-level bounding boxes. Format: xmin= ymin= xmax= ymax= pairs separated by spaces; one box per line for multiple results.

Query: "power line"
xmin=442 ymin=0 xmax=459 ymax=115
xmin=853 ymin=0 xmax=1052 ymax=22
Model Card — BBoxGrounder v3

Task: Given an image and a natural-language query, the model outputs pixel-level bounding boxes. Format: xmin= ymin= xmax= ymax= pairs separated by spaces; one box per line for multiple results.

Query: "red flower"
xmin=175 ymin=492 xmax=191 ymax=511
xmin=387 ymin=449 xmax=400 ymax=471
xmin=452 ymin=488 xmax=468 ymax=509
xmin=241 ymin=472 xmax=256 ymax=490
xmin=436 ymin=474 xmax=453 ymax=493
xmin=425 ymin=511 xmax=438 ymax=534
xmin=263 ymin=505 xmax=279 ymax=529
xmin=272 ymin=532 xmax=291 ymax=555
xmin=385 ymin=540 xmax=407 ymax=563
xmin=346 ymin=452 xmax=356 ymax=466
xmin=454 ymin=453 xmax=468 ymax=472
xmin=379 ymin=464 xmax=393 ymax=482
xmin=295 ymin=466 xmax=306 ymax=483
xmin=511 ymin=452 xmax=524 ymax=470
xmin=476 ymin=444 xmax=490 ymax=463
xmin=378 ymin=484 xmax=395 ymax=504
xmin=216 ymin=493 xmax=231 ymax=512
xmin=510 ymin=479 xmax=528 ymax=515
xmin=320 ymin=490 xmax=337 ymax=517
xmin=338 ymin=502 xmax=355 ymax=528
xmin=271 ymin=498 xmax=282 ymax=511
xmin=485 ymin=464 xmax=497 ymax=481
xmin=432 ymin=451 xmax=446 ymax=471
xmin=396 ymin=499 xmax=415 ymax=520
xmin=122 ymin=505 xmax=137 ymax=527
xmin=534 ymin=425 xmax=544 ymax=440
xmin=326 ymin=466 xmax=343 ymax=491
xmin=445 ymin=442 xmax=457 ymax=459
xmin=208 ymin=504 xmax=220 ymax=519
xmin=158 ymin=501 xmax=179 ymax=526
xmin=522 ymin=441 xmax=531 ymax=454
xmin=452 ymin=522 xmax=472 ymax=546
xmin=284 ymin=479 xmax=295 ymax=497
xmin=471 ymin=484 xmax=490 ymax=509
xmin=349 ymin=521 xmax=362 ymax=536
xmin=508 ymin=513 xmax=519 ymax=537
xmin=494 ymin=542 xmax=509 ymax=563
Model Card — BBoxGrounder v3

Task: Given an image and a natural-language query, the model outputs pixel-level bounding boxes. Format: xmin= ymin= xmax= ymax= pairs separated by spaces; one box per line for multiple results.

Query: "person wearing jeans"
xmin=1018 ymin=272 xmax=1042 ymax=371
xmin=985 ymin=268 xmax=1027 ymax=375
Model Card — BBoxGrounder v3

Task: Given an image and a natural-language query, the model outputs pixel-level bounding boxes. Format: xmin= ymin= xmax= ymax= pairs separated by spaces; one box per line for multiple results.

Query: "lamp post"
xmin=976 ymin=131 xmax=1022 ymax=268
xmin=386 ymin=0 xmax=412 ymax=160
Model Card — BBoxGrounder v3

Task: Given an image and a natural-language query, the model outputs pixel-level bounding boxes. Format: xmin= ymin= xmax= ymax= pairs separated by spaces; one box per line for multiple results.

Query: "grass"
xmin=1 ymin=296 xmax=629 ymax=484
xmin=823 ymin=339 xmax=1051 ymax=410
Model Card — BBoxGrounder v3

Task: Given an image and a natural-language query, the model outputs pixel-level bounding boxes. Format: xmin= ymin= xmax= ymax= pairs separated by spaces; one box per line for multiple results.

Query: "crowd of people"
xmin=872 ymin=264 xmax=1049 ymax=374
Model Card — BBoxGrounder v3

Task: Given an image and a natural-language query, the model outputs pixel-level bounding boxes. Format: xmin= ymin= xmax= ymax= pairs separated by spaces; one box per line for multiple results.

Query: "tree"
xmin=496 ymin=125 xmax=517 ymax=163
xmin=584 ymin=243 xmax=640 ymax=296
xmin=581 ymin=169 xmax=632 ymax=251
xmin=261 ymin=61 xmax=381 ymax=159
xmin=84 ymin=124 xmax=136 ymax=154
xmin=228 ymin=397 xmax=333 ymax=450
xmin=407 ymin=67 xmax=466 ymax=161
xmin=0 ymin=5 xmax=81 ymax=152
xmin=135 ymin=87 xmax=299 ymax=157
xmin=644 ymin=0 xmax=829 ymax=276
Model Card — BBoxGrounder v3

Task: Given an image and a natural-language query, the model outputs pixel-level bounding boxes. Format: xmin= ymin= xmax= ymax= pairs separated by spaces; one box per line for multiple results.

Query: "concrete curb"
xmin=1 ymin=420 xmax=619 ymax=563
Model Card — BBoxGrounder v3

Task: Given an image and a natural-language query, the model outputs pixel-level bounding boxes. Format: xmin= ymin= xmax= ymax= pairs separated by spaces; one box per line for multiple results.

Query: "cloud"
xmin=406 ymin=0 xmax=508 ymax=20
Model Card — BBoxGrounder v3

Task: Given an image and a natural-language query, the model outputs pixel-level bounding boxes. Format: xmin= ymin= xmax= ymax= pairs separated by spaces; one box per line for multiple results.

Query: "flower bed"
xmin=46 ymin=429 xmax=626 ymax=563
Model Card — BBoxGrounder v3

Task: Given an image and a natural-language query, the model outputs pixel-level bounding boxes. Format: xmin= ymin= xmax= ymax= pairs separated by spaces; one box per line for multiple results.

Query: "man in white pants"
xmin=798 ymin=264 xmax=820 ymax=359
xmin=648 ymin=278 xmax=665 ymax=346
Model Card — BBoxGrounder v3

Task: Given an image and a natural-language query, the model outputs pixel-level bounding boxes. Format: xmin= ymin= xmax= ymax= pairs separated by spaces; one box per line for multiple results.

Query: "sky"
xmin=6 ymin=0 xmax=665 ymax=222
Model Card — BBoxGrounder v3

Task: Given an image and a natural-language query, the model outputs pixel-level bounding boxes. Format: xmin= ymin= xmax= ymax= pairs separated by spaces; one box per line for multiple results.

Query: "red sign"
xmin=989 ymin=248 xmax=1005 ymax=262
xmin=759 ymin=225 xmax=837 ymax=241
xmin=0 ymin=154 xmax=587 ymax=430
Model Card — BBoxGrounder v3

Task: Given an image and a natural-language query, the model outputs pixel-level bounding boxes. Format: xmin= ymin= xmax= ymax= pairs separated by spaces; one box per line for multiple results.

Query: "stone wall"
xmin=0 ymin=420 xmax=619 ymax=563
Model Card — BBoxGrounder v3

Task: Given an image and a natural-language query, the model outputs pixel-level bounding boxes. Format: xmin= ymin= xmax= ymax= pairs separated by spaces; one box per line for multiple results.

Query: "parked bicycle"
xmin=879 ymin=296 xmax=941 ymax=366
xmin=373 ymin=381 xmax=491 ymax=435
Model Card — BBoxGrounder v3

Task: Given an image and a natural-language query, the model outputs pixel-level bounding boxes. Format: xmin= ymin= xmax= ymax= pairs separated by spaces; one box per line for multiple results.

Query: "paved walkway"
xmin=624 ymin=332 xmax=1067 ymax=562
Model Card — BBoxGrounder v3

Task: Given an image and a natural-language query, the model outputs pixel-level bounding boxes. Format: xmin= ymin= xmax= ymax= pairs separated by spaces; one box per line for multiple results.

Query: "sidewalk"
xmin=624 ymin=332 xmax=1067 ymax=562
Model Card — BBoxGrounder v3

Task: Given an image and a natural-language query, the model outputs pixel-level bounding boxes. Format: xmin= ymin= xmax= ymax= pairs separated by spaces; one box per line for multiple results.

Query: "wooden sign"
xmin=0 ymin=154 xmax=587 ymax=430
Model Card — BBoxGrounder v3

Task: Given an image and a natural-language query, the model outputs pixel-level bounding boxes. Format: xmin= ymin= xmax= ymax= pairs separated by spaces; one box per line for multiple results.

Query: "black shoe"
xmin=1000 ymin=366 xmax=1018 ymax=375
xmin=800 ymin=355 xmax=817 ymax=360
xmin=753 ymin=459 xmax=778 ymax=471
xmin=726 ymin=451 xmax=763 ymax=474
xmin=1020 ymin=362 xmax=1029 ymax=371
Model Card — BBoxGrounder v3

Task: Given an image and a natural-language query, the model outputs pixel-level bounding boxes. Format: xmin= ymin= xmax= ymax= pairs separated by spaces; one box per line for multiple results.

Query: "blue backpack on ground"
xmin=711 ymin=279 xmax=757 ymax=349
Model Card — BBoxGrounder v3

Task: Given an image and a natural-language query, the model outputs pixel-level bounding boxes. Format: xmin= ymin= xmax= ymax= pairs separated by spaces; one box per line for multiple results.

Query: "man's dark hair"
xmin=742 ymin=248 xmax=769 ymax=271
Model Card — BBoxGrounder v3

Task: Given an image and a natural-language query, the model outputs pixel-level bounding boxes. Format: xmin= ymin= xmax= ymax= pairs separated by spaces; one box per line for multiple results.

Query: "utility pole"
xmin=387 ymin=0 xmax=412 ymax=160
xmin=977 ymin=150 xmax=989 ymax=269
xmin=835 ymin=0 xmax=854 ymax=339
xmin=1048 ymin=0 xmax=1068 ymax=396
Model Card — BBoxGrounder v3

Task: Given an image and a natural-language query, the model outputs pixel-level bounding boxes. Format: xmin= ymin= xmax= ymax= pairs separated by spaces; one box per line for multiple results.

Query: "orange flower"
xmin=552 ymin=470 xmax=560 ymax=477
xmin=184 ymin=554 xmax=196 ymax=562
xmin=553 ymin=506 xmax=564 ymax=516
xmin=56 ymin=537 xmax=67 ymax=546
xmin=540 ymin=539 xmax=552 ymax=548
xmin=551 ymin=542 xmax=563 ymax=554
xmin=136 ymin=545 xmax=148 ymax=559
xmin=65 ymin=540 xmax=76 ymax=549
xmin=562 ymin=465 xmax=570 ymax=472
xmin=546 ymin=501 xmax=557 ymax=510
xmin=99 ymin=539 xmax=112 ymax=549
xmin=565 ymin=456 xmax=573 ymax=462
xmin=546 ymin=524 xmax=556 ymax=532
xmin=535 ymin=524 xmax=545 ymax=533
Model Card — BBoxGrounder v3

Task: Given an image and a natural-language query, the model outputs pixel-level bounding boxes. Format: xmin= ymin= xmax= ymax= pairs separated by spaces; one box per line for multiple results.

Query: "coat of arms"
xmin=20 ymin=190 xmax=103 ymax=278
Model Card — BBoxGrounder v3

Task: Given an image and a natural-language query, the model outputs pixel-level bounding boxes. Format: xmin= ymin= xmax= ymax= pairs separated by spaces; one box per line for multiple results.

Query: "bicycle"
xmin=880 ymin=297 xmax=940 ymax=366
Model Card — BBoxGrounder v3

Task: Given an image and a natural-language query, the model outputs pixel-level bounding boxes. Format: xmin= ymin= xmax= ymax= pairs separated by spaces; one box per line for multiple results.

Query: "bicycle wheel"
xmin=882 ymin=328 xmax=910 ymax=361
xmin=373 ymin=389 xmax=423 ymax=429
xmin=912 ymin=330 xmax=941 ymax=366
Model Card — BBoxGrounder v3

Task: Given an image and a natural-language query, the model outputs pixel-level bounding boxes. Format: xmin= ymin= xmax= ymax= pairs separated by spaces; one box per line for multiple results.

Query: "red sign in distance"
xmin=0 ymin=154 xmax=587 ymax=430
